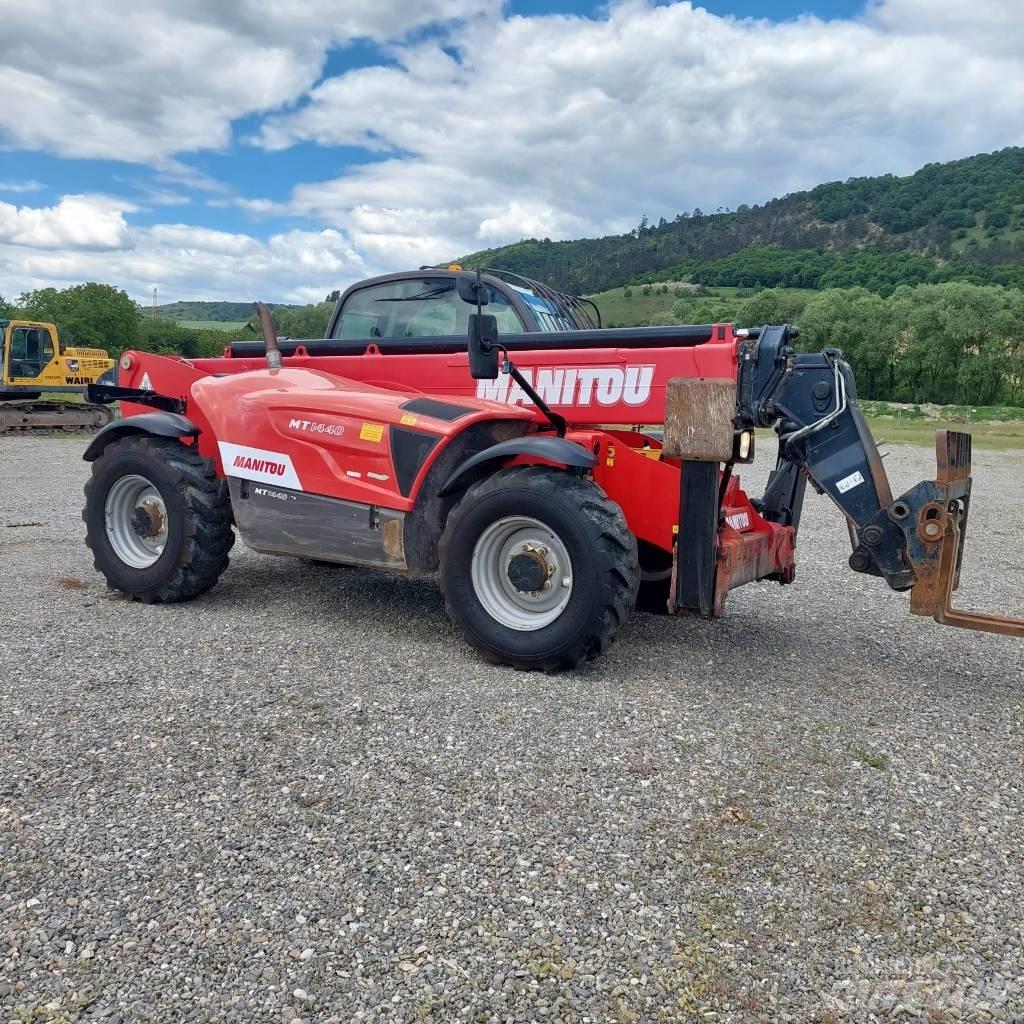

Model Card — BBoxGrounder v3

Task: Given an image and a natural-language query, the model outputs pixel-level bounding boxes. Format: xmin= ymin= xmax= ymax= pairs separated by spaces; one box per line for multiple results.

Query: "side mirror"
xmin=456 ymin=275 xmax=489 ymax=306
xmin=468 ymin=313 xmax=500 ymax=380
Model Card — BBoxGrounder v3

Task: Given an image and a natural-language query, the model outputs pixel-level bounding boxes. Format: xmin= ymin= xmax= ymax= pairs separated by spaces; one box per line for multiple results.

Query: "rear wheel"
xmin=438 ymin=466 xmax=639 ymax=671
xmin=83 ymin=435 xmax=234 ymax=602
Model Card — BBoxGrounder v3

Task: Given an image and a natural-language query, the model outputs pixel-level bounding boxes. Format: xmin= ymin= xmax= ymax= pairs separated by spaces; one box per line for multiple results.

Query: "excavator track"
xmin=0 ymin=399 xmax=115 ymax=434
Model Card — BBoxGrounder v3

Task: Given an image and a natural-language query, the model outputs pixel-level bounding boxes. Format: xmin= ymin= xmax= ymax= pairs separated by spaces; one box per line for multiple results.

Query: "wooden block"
xmin=662 ymin=377 xmax=736 ymax=461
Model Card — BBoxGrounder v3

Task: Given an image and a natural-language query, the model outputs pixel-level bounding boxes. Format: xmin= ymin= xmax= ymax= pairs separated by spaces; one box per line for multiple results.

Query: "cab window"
xmin=333 ymin=279 xmax=524 ymax=339
xmin=8 ymin=326 xmax=53 ymax=377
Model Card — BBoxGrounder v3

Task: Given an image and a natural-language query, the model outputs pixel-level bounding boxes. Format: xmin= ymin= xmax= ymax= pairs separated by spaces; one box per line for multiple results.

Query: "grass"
xmin=175 ymin=319 xmax=250 ymax=331
xmin=863 ymin=417 xmax=1024 ymax=450
xmin=860 ymin=400 xmax=1024 ymax=423
xmin=847 ymin=743 xmax=889 ymax=770
xmin=588 ymin=285 xmax=681 ymax=326
xmin=861 ymin=401 xmax=1024 ymax=449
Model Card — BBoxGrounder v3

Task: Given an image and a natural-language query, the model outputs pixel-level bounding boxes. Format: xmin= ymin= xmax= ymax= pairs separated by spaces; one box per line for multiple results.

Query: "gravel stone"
xmin=1 ymin=434 xmax=1022 ymax=1022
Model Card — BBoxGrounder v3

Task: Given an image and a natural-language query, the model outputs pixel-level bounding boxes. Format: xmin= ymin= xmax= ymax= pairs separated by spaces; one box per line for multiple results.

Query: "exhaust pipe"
xmin=255 ymin=301 xmax=282 ymax=370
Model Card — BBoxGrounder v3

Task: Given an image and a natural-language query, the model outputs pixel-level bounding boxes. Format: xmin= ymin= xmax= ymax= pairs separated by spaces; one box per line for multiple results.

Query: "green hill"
xmin=458 ymin=147 xmax=1024 ymax=295
xmin=153 ymin=300 xmax=296 ymax=322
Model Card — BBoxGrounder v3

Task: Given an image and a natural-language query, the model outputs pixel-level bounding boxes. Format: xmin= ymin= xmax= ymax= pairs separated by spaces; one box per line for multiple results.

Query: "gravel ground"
xmin=1 ymin=435 xmax=1023 ymax=1024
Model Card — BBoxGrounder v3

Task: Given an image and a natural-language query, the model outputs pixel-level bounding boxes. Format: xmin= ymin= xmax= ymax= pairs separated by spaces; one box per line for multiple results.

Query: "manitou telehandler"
xmin=80 ymin=268 xmax=1023 ymax=669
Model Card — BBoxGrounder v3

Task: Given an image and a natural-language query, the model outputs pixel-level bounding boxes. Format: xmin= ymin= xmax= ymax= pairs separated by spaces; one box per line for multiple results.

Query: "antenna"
xmin=152 ymin=287 xmax=157 ymax=319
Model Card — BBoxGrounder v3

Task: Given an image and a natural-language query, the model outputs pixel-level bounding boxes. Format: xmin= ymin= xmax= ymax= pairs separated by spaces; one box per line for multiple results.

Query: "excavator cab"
xmin=7 ymin=324 xmax=52 ymax=381
xmin=2 ymin=321 xmax=56 ymax=391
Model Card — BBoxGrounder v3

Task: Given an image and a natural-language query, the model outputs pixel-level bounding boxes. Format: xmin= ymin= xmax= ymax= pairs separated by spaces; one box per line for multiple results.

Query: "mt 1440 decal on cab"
xmin=82 ymin=268 xmax=1023 ymax=669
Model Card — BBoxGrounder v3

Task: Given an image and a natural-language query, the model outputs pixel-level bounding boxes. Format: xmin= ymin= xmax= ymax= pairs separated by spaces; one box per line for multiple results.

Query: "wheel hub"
xmin=471 ymin=517 xmax=573 ymax=630
xmin=104 ymin=474 xmax=169 ymax=569
xmin=131 ymin=500 xmax=165 ymax=540
xmin=507 ymin=549 xmax=549 ymax=593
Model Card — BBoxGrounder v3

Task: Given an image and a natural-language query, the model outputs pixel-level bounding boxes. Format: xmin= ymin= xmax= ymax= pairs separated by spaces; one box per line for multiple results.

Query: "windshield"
xmin=333 ymin=278 xmax=524 ymax=339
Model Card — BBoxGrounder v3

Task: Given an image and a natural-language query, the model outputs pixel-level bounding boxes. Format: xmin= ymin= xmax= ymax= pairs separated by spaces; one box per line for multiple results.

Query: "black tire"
xmin=83 ymin=435 xmax=234 ymax=603
xmin=438 ymin=466 xmax=639 ymax=671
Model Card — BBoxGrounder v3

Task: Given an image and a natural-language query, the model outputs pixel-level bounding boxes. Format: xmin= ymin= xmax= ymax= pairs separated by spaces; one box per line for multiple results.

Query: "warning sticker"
xmin=400 ymin=412 xmax=419 ymax=426
xmin=359 ymin=422 xmax=384 ymax=443
xmin=836 ymin=470 xmax=865 ymax=494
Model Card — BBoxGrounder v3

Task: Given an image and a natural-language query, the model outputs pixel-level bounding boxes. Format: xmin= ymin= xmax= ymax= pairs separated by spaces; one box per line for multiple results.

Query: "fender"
xmin=83 ymin=411 xmax=200 ymax=462
xmin=439 ymin=434 xmax=596 ymax=496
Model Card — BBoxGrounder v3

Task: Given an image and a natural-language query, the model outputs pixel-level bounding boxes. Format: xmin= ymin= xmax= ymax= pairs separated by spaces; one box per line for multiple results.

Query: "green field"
xmin=860 ymin=401 xmax=1024 ymax=450
xmin=864 ymin=417 xmax=1024 ymax=450
xmin=587 ymin=284 xmax=685 ymax=325
xmin=175 ymin=319 xmax=250 ymax=332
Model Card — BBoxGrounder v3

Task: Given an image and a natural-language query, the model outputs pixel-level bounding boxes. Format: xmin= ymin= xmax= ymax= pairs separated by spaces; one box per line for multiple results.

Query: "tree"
xmin=16 ymin=283 xmax=139 ymax=351
xmin=737 ymin=288 xmax=810 ymax=327
xmin=273 ymin=302 xmax=333 ymax=339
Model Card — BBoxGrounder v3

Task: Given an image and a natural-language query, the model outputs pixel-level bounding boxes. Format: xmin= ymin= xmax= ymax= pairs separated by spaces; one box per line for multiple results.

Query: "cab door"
xmin=6 ymin=323 xmax=57 ymax=384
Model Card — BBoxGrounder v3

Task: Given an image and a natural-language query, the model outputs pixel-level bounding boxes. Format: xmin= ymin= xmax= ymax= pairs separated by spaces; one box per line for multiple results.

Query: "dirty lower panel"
xmin=228 ymin=477 xmax=407 ymax=570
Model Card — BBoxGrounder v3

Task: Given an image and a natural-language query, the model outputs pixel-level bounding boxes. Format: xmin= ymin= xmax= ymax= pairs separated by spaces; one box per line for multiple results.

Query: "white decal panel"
xmin=476 ymin=365 xmax=655 ymax=408
xmin=836 ymin=470 xmax=865 ymax=494
xmin=725 ymin=511 xmax=750 ymax=531
xmin=218 ymin=441 xmax=303 ymax=491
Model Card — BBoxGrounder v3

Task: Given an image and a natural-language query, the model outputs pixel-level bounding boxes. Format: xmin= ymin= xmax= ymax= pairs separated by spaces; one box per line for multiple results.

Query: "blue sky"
xmin=0 ymin=0 xmax=1018 ymax=303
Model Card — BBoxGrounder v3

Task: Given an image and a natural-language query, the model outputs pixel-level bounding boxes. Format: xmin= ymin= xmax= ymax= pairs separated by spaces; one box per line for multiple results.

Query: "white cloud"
xmin=0 ymin=195 xmax=134 ymax=251
xmin=0 ymin=0 xmax=498 ymax=163
xmin=0 ymin=194 xmax=368 ymax=304
xmin=255 ymin=0 xmax=1024 ymax=261
xmin=1 ymin=0 xmax=1022 ymax=303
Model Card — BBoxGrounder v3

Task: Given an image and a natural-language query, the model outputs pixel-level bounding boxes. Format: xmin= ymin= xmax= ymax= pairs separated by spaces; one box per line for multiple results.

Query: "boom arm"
xmin=736 ymin=326 xmax=1023 ymax=637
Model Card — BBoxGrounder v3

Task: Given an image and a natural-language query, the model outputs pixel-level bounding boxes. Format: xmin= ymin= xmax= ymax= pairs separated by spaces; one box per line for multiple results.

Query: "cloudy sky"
xmin=0 ymin=0 xmax=1020 ymax=305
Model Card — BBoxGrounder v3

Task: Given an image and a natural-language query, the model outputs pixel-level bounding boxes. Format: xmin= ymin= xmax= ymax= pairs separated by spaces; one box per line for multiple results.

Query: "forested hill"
xmin=459 ymin=147 xmax=1024 ymax=295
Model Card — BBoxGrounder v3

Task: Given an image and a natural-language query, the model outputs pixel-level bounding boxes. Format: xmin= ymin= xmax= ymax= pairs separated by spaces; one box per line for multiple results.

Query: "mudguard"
xmin=83 ymin=411 xmax=200 ymax=461
xmin=439 ymin=435 xmax=596 ymax=496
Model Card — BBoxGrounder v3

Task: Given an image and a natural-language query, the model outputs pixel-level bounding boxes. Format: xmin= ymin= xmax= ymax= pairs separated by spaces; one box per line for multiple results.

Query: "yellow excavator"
xmin=0 ymin=319 xmax=118 ymax=432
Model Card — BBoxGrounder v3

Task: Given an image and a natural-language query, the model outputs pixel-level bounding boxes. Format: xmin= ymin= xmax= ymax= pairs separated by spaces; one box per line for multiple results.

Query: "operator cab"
xmin=3 ymin=322 xmax=55 ymax=382
xmin=327 ymin=268 xmax=599 ymax=343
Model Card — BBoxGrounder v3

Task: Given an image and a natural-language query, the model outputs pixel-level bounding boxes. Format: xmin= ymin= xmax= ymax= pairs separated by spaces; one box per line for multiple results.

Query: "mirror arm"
xmin=501 ymin=351 xmax=567 ymax=437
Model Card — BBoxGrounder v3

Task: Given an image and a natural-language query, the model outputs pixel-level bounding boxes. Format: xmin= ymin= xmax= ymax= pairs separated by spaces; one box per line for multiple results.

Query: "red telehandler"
xmin=81 ymin=268 xmax=1023 ymax=669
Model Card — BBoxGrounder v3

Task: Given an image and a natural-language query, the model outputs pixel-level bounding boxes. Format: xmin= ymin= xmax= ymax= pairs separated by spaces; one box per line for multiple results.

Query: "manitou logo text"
xmin=233 ymin=455 xmax=286 ymax=477
xmin=476 ymin=365 xmax=654 ymax=407
xmin=217 ymin=441 xmax=303 ymax=491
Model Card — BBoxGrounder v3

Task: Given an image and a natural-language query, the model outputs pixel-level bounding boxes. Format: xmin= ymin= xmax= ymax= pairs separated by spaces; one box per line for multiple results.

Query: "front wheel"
xmin=438 ymin=467 xmax=639 ymax=671
xmin=83 ymin=435 xmax=234 ymax=602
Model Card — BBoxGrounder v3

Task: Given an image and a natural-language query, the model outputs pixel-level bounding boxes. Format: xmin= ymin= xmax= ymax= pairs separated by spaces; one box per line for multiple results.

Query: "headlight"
xmin=733 ymin=429 xmax=755 ymax=463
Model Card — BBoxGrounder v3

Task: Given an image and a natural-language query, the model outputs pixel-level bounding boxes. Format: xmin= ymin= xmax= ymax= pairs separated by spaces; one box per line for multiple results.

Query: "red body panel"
xmin=189 ymin=367 xmax=534 ymax=512
xmin=153 ymin=327 xmax=740 ymax=428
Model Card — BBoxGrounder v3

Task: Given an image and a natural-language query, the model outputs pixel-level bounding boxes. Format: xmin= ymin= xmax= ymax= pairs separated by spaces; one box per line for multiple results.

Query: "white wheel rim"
xmin=104 ymin=474 xmax=169 ymax=569
xmin=470 ymin=515 xmax=573 ymax=630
